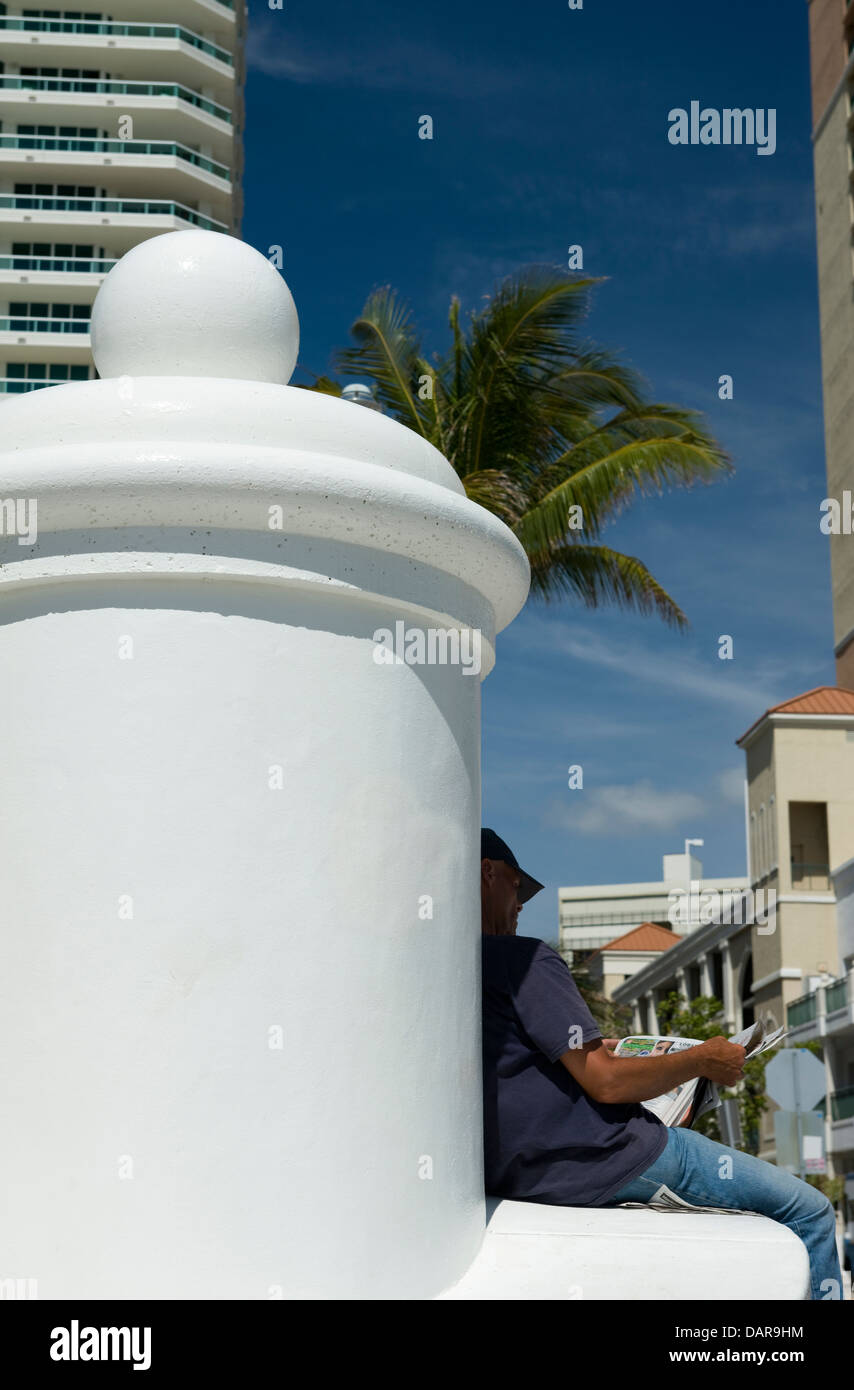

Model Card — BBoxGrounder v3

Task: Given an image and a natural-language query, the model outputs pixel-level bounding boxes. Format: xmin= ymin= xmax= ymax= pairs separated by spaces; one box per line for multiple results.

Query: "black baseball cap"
xmin=480 ymin=827 xmax=545 ymax=904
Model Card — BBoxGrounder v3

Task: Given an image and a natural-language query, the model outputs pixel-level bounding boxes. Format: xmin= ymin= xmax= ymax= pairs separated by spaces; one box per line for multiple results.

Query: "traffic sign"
xmin=774 ymin=1110 xmax=824 ymax=1175
xmin=802 ymin=1133 xmax=826 ymax=1174
xmin=765 ymin=1049 xmax=825 ymax=1112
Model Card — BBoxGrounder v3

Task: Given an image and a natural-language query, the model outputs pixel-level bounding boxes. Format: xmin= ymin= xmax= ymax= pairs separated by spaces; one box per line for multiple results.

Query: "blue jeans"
xmin=603 ymin=1126 xmax=842 ymax=1301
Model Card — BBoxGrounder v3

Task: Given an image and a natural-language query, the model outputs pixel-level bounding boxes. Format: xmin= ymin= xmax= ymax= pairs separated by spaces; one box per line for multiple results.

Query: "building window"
xmin=20 ymin=67 xmax=101 ymax=79
xmin=750 ymin=810 xmax=757 ymax=881
xmin=21 ymin=11 xmax=106 ymax=20
xmin=6 ymin=363 xmax=89 ymax=380
xmin=788 ymin=802 xmax=830 ymax=890
xmin=9 ymin=301 xmax=90 ymax=325
xmin=16 ymin=125 xmax=103 ymax=144
xmin=14 ymin=183 xmax=100 ymax=196
xmin=3 ymin=363 xmax=90 ymax=392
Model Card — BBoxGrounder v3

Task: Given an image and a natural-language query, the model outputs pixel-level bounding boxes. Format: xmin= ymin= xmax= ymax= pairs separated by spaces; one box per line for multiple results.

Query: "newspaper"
xmin=613 ymin=1018 xmax=787 ymax=1128
xmin=614 ymin=1183 xmax=755 ymax=1215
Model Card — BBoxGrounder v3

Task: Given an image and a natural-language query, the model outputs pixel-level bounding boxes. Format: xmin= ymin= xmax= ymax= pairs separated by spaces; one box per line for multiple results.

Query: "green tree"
xmin=566 ymin=954 xmax=633 ymax=1038
xmin=305 ymin=270 xmax=732 ymax=627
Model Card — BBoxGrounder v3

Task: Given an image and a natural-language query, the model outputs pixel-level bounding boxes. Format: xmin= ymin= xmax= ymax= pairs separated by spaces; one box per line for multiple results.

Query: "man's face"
xmin=481 ymin=857 xmax=522 ymax=936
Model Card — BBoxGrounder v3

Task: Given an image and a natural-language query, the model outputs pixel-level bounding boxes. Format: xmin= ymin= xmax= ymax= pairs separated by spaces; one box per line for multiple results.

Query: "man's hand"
xmin=558 ymin=1034 xmax=746 ymax=1106
xmin=694 ymin=1037 xmax=746 ymax=1087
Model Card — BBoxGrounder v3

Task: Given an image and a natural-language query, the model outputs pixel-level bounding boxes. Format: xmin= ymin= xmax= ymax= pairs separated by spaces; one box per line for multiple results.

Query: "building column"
xmin=721 ymin=941 xmax=735 ymax=1032
xmin=698 ymin=954 xmax=711 ymax=997
xmin=646 ymin=991 xmax=660 ymax=1035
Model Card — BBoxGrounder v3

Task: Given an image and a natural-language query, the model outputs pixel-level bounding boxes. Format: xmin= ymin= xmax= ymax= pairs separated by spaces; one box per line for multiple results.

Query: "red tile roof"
xmin=587 ymin=922 xmax=678 ymax=961
xmin=738 ymin=686 xmax=854 ymax=744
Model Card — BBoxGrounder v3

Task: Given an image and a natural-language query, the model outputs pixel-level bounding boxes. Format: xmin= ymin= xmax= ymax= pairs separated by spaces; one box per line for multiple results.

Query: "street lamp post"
xmin=684 ymin=837 xmax=704 ymax=930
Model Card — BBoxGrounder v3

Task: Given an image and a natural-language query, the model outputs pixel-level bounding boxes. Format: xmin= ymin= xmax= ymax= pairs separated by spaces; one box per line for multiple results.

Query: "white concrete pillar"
xmin=698 ymin=954 xmax=711 ymax=998
xmin=720 ymin=940 xmax=735 ymax=1030
xmin=646 ymin=991 xmax=659 ymax=1034
xmin=0 ymin=231 xmax=530 ymax=1299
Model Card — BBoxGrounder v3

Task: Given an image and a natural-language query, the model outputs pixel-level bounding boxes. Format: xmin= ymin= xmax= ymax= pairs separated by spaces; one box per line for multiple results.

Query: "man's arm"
xmin=557 ymin=1036 xmax=746 ymax=1105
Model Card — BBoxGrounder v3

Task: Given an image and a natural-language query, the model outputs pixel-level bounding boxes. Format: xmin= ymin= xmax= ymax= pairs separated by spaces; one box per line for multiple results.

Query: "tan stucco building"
xmin=736 ymin=686 xmax=854 ymax=1030
xmin=585 ymin=922 xmax=679 ymax=1001
xmin=613 ymin=686 xmax=854 ymax=1165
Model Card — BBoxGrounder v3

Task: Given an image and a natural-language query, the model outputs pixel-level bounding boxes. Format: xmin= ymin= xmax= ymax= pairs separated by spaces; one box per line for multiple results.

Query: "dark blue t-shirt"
xmin=482 ymin=934 xmax=668 ymax=1206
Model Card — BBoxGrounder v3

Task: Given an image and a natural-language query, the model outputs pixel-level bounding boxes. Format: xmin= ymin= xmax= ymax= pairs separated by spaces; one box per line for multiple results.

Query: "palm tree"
xmin=304 ymin=268 xmax=732 ymax=627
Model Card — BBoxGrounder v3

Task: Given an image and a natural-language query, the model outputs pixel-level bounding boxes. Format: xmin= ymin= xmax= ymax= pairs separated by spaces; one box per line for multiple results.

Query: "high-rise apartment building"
xmin=808 ymin=0 xmax=854 ymax=686
xmin=0 ymin=1 xmax=246 ymax=398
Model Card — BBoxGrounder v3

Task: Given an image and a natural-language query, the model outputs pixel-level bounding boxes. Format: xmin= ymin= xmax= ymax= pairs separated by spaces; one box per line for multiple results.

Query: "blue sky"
xmin=243 ymin=0 xmax=833 ymax=944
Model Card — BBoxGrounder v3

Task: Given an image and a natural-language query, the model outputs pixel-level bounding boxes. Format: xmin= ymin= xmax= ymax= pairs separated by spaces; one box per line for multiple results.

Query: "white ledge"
xmin=437 ymin=1199 xmax=810 ymax=1300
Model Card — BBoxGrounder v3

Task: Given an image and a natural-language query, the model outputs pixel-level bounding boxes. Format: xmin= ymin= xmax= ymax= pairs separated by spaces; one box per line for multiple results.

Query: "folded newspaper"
xmin=613 ymin=1183 xmax=757 ymax=1216
xmin=613 ymin=1018 xmax=787 ymax=1128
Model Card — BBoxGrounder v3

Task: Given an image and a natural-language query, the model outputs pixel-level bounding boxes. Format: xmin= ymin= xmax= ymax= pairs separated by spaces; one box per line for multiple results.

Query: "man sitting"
xmin=480 ymin=828 xmax=842 ymax=1301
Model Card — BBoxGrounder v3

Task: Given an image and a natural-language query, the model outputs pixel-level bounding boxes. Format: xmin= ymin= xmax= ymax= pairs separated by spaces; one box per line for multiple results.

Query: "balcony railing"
xmin=0 ymin=254 xmax=115 ymax=273
xmin=831 ymin=1085 xmax=854 ymax=1122
xmin=0 ymin=75 xmax=232 ymax=123
xmin=2 ymin=135 xmax=230 ymax=180
xmin=790 ymin=861 xmax=831 ymax=891
xmin=826 ymin=976 xmax=849 ymax=1013
xmin=0 ymin=17 xmax=233 ymax=67
xmin=786 ymin=992 xmax=818 ymax=1029
xmin=1 ymin=194 xmax=228 ymax=232
xmin=0 ymin=316 xmax=90 ymax=334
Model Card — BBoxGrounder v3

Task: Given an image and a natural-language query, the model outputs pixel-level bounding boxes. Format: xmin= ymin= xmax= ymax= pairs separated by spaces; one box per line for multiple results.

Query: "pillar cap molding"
xmin=0 ymin=231 xmax=531 ymax=637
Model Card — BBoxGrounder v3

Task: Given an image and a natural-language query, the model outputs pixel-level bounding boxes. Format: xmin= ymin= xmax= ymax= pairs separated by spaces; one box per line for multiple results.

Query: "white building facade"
xmin=559 ymin=849 xmax=748 ymax=965
xmin=0 ymin=0 xmax=246 ymax=398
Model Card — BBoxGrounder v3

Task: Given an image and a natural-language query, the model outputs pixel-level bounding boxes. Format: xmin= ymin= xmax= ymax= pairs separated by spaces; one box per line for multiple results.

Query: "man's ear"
xmin=481 ymin=857 xmax=495 ymax=884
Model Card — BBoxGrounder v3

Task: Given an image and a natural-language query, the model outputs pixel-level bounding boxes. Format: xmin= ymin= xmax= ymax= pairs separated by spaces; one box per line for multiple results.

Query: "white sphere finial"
xmin=91 ymin=230 xmax=299 ymax=384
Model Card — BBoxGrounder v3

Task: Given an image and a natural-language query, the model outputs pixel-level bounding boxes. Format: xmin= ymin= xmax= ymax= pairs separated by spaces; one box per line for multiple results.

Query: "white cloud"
xmin=246 ymin=23 xmax=521 ymax=96
xmin=545 ymin=780 xmax=706 ymax=836
xmin=539 ymin=625 xmax=778 ymax=714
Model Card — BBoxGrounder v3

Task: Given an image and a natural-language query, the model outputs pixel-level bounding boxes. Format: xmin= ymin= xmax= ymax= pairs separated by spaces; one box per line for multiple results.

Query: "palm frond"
xmin=320 ymin=264 xmax=733 ymax=631
xmin=528 ymin=542 xmax=689 ymax=628
xmin=295 ymin=374 xmax=342 ymax=396
xmin=460 ymin=268 xmax=604 ymax=477
xmin=334 ymin=286 xmax=429 ymax=436
xmin=462 ymin=469 xmax=530 ymax=526
xmin=515 ymin=427 xmax=732 ymax=553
